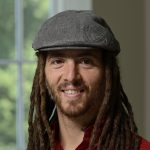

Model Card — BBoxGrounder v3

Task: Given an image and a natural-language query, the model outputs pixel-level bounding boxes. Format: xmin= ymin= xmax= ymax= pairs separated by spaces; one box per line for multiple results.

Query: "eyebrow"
xmin=47 ymin=52 xmax=65 ymax=57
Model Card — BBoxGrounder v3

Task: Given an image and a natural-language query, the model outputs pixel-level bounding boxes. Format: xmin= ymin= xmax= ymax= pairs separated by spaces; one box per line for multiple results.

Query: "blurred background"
xmin=0 ymin=0 xmax=149 ymax=149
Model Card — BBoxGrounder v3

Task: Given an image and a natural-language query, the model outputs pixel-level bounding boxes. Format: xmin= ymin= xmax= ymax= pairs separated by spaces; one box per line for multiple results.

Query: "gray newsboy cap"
xmin=32 ymin=10 xmax=120 ymax=55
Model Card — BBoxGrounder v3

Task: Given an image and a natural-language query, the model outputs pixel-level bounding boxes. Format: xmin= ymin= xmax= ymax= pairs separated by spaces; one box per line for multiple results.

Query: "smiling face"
xmin=45 ymin=49 xmax=105 ymax=118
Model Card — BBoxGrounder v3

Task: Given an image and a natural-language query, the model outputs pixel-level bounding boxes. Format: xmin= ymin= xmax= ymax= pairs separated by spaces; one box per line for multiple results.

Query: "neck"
xmin=58 ymin=112 xmax=84 ymax=150
xmin=57 ymin=109 xmax=96 ymax=150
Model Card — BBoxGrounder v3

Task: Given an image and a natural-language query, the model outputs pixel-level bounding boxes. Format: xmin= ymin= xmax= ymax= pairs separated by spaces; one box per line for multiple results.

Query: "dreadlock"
xmin=88 ymin=53 xmax=141 ymax=150
xmin=26 ymin=51 xmax=141 ymax=150
xmin=27 ymin=52 xmax=55 ymax=150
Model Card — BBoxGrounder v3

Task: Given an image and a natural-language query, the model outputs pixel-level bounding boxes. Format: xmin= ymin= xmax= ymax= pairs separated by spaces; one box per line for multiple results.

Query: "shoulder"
xmin=139 ymin=137 xmax=150 ymax=150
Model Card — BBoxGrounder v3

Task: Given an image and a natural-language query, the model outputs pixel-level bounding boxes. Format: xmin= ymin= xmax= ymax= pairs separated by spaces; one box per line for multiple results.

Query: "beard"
xmin=46 ymin=79 xmax=105 ymax=118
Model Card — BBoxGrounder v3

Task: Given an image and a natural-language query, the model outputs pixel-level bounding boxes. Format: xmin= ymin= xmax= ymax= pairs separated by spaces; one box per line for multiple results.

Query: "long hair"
xmin=26 ymin=51 xmax=141 ymax=150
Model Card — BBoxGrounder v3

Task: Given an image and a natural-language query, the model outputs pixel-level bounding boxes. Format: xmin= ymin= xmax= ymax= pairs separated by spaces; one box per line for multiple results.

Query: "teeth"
xmin=64 ymin=90 xmax=79 ymax=94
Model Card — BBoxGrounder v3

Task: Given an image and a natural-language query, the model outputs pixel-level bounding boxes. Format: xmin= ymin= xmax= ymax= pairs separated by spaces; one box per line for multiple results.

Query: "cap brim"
xmin=37 ymin=46 xmax=96 ymax=51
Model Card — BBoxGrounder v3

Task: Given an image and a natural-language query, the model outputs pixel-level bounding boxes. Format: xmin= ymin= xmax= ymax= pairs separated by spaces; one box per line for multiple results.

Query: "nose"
xmin=63 ymin=60 xmax=79 ymax=82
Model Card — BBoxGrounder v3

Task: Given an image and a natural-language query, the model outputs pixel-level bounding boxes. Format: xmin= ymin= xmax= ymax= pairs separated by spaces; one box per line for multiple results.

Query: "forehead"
xmin=47 ymin=49 xmax=103 ymax=58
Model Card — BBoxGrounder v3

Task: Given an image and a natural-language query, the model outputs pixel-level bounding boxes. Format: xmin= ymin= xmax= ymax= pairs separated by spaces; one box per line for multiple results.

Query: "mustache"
xmin=58 ymin=80 xmax=87 ymax=90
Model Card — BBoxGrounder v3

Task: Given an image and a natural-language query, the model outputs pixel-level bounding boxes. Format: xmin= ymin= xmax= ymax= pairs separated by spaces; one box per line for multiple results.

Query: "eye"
xmin=81 ymin=58 xmax=92 ymax=64
xmin=48 ymin=57 xmax=65 ymax=68
xmin=79 ymin=57 xmax=94 ymax=68
xmin=51 ymin=58 xmax=64 ymax=64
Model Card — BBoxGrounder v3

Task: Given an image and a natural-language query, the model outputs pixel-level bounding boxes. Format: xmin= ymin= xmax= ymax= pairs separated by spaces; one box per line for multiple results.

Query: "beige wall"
xmin=93 ymin=0 xmax=150 ymax=140
xmin=145 ymin=0 xmax=150 ymax=140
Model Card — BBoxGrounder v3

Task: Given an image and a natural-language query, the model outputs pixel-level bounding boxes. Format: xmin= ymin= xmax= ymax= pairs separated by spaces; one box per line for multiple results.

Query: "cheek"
xmin=81 ymin=69 xmax=104 ymax=86
xmin=45 ymin=67 xmax=55 ymax=85
xmin=45 ymin=66 xmax=62 ymax=87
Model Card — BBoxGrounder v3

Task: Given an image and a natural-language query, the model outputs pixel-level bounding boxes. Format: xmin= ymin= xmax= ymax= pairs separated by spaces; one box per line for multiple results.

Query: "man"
xmin=27 ymin=10 xmax=150 ymax=150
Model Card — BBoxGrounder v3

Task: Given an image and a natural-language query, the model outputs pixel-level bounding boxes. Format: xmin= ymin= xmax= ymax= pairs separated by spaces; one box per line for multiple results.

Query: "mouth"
xmin=61 ymin=89 xmax=84 ymax=98
xmin=62 ymin=89 xmax=84 ymax=94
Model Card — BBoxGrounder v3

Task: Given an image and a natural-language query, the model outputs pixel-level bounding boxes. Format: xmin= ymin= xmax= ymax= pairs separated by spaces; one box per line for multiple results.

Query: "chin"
xmin=58 ymin=102 xmax=90 ymax=118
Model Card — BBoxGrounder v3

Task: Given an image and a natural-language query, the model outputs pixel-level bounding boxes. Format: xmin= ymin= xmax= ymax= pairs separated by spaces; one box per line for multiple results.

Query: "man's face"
xmin=45 ymin=49 xmax=105 ymax=118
